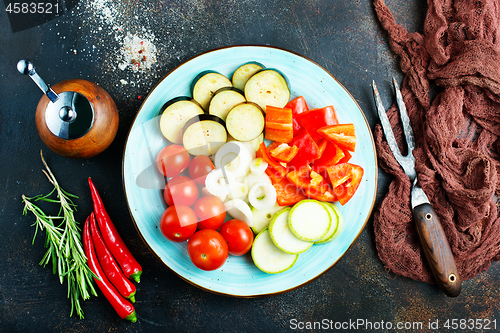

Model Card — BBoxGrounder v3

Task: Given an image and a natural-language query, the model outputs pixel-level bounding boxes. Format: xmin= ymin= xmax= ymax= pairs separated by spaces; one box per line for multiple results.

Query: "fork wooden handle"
xmin=413 ymin=203 xmax=461 ymax=297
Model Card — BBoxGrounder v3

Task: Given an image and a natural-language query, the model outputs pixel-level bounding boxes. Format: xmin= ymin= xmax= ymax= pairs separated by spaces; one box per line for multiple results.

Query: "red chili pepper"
xmin=88 ymin=178 xmax=143 ymax=283
xmin=83 ymin=214 xmax=137 ymax=323
xmin=90 ymin=213 xmax=136 ymax=303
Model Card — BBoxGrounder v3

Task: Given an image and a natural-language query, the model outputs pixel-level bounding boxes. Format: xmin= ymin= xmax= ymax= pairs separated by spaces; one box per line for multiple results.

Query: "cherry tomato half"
xmin=187 ymin=229 xmax=228 ymax=271
xmin=156 ymin=144 xmax=191 ymax=178
xmin=164 ymin=175 xmax=199 ymax=206
xmin=189 ymin=155 xmax=215 ymax=185
xmin=219 ymin=219 xmax=254 ymax=256
xmin=160 ymin=205 xmax=198 ymax=242
xmin=193 ymin=196 xmax=226 ymax=230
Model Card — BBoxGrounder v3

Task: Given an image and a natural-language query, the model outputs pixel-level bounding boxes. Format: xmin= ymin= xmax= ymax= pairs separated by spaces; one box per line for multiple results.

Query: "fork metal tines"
xmin=372 ymin=78 xmax=416 ymax=182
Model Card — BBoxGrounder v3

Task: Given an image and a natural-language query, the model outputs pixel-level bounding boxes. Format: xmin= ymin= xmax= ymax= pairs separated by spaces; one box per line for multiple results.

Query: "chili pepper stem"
xmin=129 ymin=271 xmax=142 ymax=284
xmin=126 ymin=311 xmax=138 ymax=323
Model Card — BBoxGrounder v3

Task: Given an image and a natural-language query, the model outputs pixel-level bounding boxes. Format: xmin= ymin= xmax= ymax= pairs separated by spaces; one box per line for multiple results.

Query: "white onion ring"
xmin=248 ymin=182 xmax=277 ymax=211
xmin=214 ymin=141 xmax=253 ymax=179
xmin=205 ymin=168 xmax=235 ymax=197
xmin=249 ymin=157 xmax=268 ymax=176
xmin=227 ymin=180 xmax=249 ymax=200
xmin=224 ymin=199 xmax=254 ymax=227
xmin=245 ymin=172 xmax=271 ymax=191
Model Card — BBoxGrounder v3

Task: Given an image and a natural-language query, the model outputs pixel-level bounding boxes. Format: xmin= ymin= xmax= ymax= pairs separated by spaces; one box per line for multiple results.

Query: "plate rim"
xmin=121 ymin=44 xmax=378 ymax=297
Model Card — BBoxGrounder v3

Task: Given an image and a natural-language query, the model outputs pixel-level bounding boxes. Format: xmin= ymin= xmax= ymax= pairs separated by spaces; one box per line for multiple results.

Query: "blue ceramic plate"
xmin=123 ymin=45 xmax=377 ymax=296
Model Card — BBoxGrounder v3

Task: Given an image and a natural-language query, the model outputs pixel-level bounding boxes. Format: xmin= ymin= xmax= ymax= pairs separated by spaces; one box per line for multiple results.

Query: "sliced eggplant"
xmin=182 ymin=114 xmax=227 ymax=156
xmin=208 ymin=87 xmax=246 ymax=121
xmin=191 ymin=71 xmax=232 ymax=111
xmin=159 ymin=97 xmax=204 ymax=144
xmin=225 ymin=102 xmax=265 ymax=142
xmin=244 ymin=68 xmax=290 ymax=111
xmin=231 ymin=61 xmax=265 ymax=91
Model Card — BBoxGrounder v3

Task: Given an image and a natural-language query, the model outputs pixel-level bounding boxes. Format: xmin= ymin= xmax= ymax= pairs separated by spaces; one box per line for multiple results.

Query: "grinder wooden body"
xmin=35 ymin=79 xmax=119 ymax=159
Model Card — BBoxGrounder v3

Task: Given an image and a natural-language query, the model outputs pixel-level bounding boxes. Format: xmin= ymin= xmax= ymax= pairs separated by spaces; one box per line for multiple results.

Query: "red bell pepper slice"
xmin=315 ymin=138 xmax=328 ymax=159
xmin=304 ymin=185 xmax=337 ymax=202
xmin=326 ymin=163 xmax=364 ymax=205
xmin=264 ymin=141 xmax=282 ymax=154
xmin=272 ymin=177 xmax=308 ymax=206
xmin=286 ymin=167 xmax=329 ymax=194
xmin=258 ymin=142 xmax=287 ymax=183
xmin=310 ymin=142 xmax=345 ymax=175
xmin=270 ymin=143 xmax=299 ymax=163
xmin=265 ymin=106 xmax=293 ymax=143
xmin=296 ymin=106 xmax=339 ymax=141
xmin=285 ymin=96 xmax=309 ymax=135
xmin=287 ymin=130 xmax=321 ymax=171
xmin=317 ymin=123 xmax=356 ymax=152
xmin=337 ymin=149 xmax=352 ymax=164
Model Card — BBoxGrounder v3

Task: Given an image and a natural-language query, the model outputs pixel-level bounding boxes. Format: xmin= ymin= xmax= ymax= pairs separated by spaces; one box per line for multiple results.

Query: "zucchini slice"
xmin=251 ymin=202 xmax=284 ymax=234
xmin=226 ymin=102 xmax=265 ymax=142
xmin=159 ymin=97 xmax=204 ymax=144
xmin=244 ymin=69 xmax=290 ymax=111
xmin=208 ymin=87 xmax=246 ymax=121
xmin=182 ymin=114 xmax=227 ymax=156
xmin=315 ymin=202 xmax=343 ymax=244
xmin=288 ymin=200 xmax=331 ymax=242
xmin=231 ymin=61 xmax=265 ymax=91
xmin=269 ymin=208 xmax=312 ymax=254
xmin=191 ymin=71 xmax=232 ymax=111
xmin=251 ymin=228 xmax=298 ymax=274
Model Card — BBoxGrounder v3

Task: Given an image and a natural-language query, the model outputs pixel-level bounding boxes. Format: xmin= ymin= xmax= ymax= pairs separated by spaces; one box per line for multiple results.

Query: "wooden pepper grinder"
xmin=18 ymin=59 xmax=119 ymax=159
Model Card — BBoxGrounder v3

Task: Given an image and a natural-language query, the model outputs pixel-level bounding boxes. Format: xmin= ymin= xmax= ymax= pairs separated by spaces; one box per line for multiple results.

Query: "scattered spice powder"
xmin=118 ymin=32 xmax=157 ymax=72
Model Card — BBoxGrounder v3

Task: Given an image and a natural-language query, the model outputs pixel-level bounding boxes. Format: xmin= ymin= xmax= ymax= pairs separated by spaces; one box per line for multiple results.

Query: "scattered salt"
xmin=118 ymin=33 xmax=157 ymax=72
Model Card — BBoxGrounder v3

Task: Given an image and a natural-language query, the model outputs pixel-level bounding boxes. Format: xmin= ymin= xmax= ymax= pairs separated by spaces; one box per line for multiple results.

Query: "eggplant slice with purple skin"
xmin=208 ymin=87 xmax=247 ymax=121
xmin=244 ymin=68 xmax=290 ymax=112
xmin=225 ymin=102 xmax=265 ymax=142
xmin=231 ymin=61 xmax=265 ymax=91
xmin=191 ymin=70 xmax=233 ymax=111
xmin=182 ymin=114 xmax=228 ymax=156
xmin=159 ymin=96 xmax=204 ymax=144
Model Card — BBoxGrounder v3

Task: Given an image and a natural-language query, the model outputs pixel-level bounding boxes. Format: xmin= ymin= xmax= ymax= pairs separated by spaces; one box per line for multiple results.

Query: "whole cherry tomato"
xmin=219 ymin=219 xmax=254 ymax=256
xmin=164 ymin=175 xmax=199 ymax=206
xmin=188 ymin=155 xmax=215 ymax=185
xmin=187 ymin=229 xmax=228 ymax=271
xmin=156 ymin=145 xmax=191 ymax=178
xmin=193 ymin=196 xmax=226 ymax=230
xmin=160 ymin=205 xmax=198 ymax=242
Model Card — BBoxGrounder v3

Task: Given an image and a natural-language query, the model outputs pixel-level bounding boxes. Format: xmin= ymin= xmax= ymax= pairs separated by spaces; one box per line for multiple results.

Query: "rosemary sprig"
xmin=22 ymin=150 xmax=97 ymax=319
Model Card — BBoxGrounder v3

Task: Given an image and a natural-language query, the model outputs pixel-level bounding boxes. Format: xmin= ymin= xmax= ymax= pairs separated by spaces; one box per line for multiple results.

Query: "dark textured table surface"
xmin=1 ymin=0 xmax=499 ymax=332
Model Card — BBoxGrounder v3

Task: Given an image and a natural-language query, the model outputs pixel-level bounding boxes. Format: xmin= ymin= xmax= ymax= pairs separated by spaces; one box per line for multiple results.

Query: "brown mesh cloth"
xmin=373 ymin=0 xmax=500 ymax=283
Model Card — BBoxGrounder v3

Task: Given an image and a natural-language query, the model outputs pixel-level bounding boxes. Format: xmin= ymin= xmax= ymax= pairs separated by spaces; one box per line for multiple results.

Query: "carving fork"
xmin=372 ymin=78 xmax=461 ymax=297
